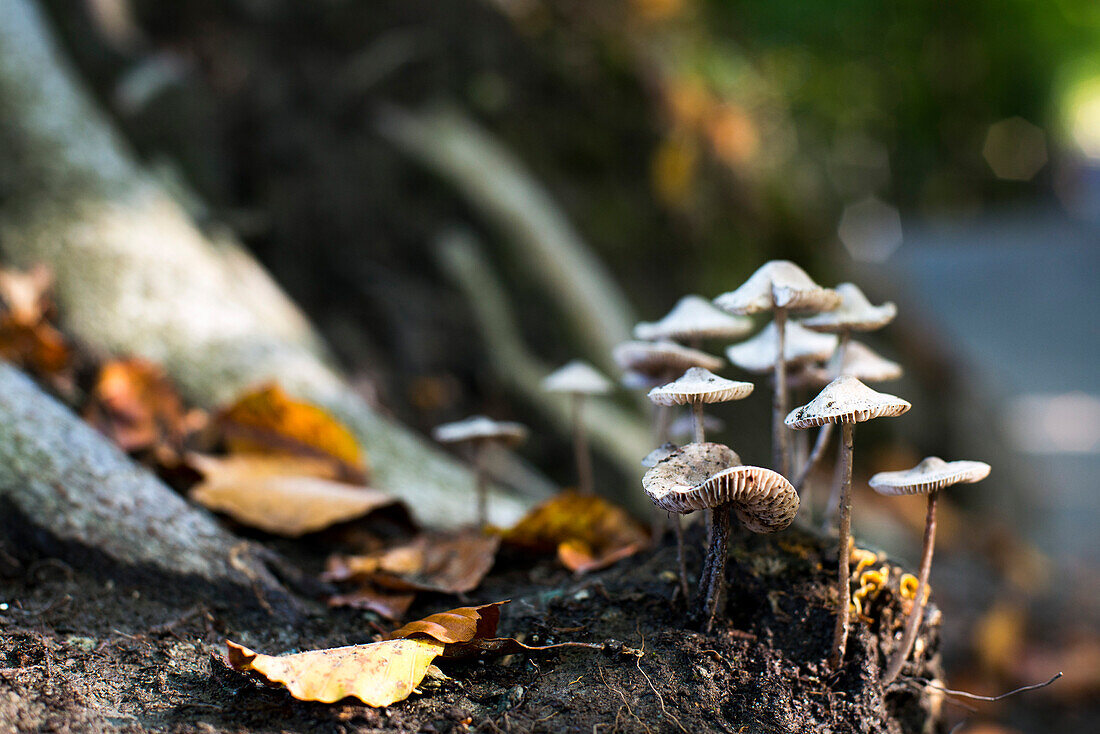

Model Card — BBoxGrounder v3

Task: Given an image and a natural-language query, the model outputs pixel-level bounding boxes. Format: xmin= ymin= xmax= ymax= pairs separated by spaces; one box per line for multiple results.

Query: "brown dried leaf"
xmin=324 ymin=532 xmax=500 ymax=594
xmin=188 ymin=454 xmax=398 ymax=537
xmin=327 ymin=588 xmax=417 ymax=620
xmin=225 ymin=638 xmax=444 ymax=706
xmin=84 ymin=358 xmax=200 ymax=453
xmin=387 ymin=601 xmax=508 ymax=644
xmin=504 ymin=490 xmax=648 ymax=574
xmin=0 ymin=265 xmax=70 ymax=376
xmin=218 ymin=383 xmax=368 ymax=481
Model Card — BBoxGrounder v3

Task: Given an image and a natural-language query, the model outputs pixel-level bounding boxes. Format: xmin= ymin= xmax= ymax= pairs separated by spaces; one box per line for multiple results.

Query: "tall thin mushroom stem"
xmin=882 ymin=489 xmax=939 ymax=684
xmin=572 ymin=393 xmax=594 ymax=495
xmin=692 ymin=402 xmax=706 ymax=443
xmin=694 ymin=501 xmax=731 ymax=633
xmin=773 ymin=308 xmax=789 ymax=475
xmin=794 ymin=330 xmax=852 ymax=503
xmin=830 ymin=421 xmax=855 ymax=669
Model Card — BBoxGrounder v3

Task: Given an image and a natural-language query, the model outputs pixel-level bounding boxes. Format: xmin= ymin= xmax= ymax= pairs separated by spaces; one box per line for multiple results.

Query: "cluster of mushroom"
xmin=627 ymin=260 xmax=991 ymax=681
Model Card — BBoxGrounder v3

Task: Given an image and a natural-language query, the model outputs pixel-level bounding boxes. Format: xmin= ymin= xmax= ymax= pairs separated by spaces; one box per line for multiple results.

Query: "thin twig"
xmin=902 ymin=672 xmax=1063 ymax=702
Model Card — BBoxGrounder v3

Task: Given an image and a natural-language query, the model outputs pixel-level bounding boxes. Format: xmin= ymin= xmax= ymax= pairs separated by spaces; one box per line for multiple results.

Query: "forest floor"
xmin=0 ymin=523 xmax=942 ymax=734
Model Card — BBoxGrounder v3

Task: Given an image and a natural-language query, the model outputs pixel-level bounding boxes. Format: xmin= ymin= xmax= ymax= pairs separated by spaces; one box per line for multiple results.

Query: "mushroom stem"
xmin=820 ymin=443 xmax=846 ymax=532
xmin=773 ymin=308 xmax=789 ymax=476
xmin=829 ymin=421 xmax=855 ymax=669
xmin=694 ymin=502 xmax=731 ymax=632
xmin=793 ymin=330 xmax=850 ymax=504
xmin=473 ymin=445 xmax=489 ymax=529
xmin=692 ymin=402 xmax=706 ymax=443
xmin=672 ymin=513 xmax=690 ymax=602
xmin=882 ymin=489 xmax=939 ymax=685
xmin=571 ymin=393 xmax=594 ymax=495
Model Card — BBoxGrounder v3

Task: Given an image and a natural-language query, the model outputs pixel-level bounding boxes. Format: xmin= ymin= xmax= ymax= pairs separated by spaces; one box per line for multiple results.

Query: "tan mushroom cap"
xmin=801 ymin=282 xmax=897 ymax=333
xmin=713 ymin=260 xmax=841 ymax=315
xmin=612 ymin=340 xmax=723 ymax=377
xmin=726 ymin=321 xmax=838 ymax=374
xmin=432 ymin=415 xmax=528 ymax=447
xmin=870 ymin=457 xmax=991 ymax=496
xmin=641 ymin=442 xmax=740 ymax=514
xmin=634 ymin=295 xmax=754 ymax=342
xmin=644 ymin=454 xmax=798 ymax=533
xmin=647 ymin=367 xmax=754 ymax=407
xmin=542 ymin=360 xmax=613 ymax=395
xmin=640 ymin=442 xmax=678 ymax=468
xmin=784 ymin=375 xmax=911 ymax=429
xmin=799 ymin=341 xmax=903 ymax=387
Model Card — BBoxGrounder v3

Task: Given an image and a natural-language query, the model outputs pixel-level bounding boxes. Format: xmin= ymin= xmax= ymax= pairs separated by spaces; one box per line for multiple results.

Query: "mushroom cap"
xmin=621 ymin=370 xmax=662 ymax=390
xmin=801 ymin=283 xmax=897 ymax=333
xmin=784 ymin=375 xmax=911 ymax=429
xmin=432 ymin=415 xmax=528 ymax=446
xmin=640 ymin=442 xmax=678 ymax=468
xmin=869 ymin=456 xmax=991 ymax=496
xmin=643 ymin=449 xmax=798 ymax=533
xmin=798 ymin=341 xmax=903 ymax=387
xmin=713 ymin=261 xmax=841 ymax=315
xmin=726 ymin=321 xmax=838 ymax=374
xmin=612 ymin=340 xmax=723 ymax=377
xmin=634 ymin=295 xmax=754 ymax=342
xmin=542 ymin=360 xmax=613 ymax=395
xmin=641 ymin=442 xmax=740 ymax=514
xmin=647 ymin=367 xmax=754 ymax=407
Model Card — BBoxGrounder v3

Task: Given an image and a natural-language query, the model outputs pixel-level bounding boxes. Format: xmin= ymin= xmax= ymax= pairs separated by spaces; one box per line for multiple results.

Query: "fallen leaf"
xmin=387 ymin=601 xmax=508 ymax=644
xmin=0 ymin=264 xmax=53 ymax=323
xmin=503 ymin=491 xmax=648 ymax=574
xmin=327 ymin=587 xmax=417 ymax=620
xmin=218 ymin=383 xmax=368 ymax=481
xmin=324 ymin=532 xmax=500 ymax=594
xmin=84 ymin=358 xmax=201 ymax=453
xmin=226 ymin=638 xmax=444 ymax=706
xmin=0 ymin=265 xmax=70 ymax=375
xmin=188 ymin=454 xmax=399 ymax=537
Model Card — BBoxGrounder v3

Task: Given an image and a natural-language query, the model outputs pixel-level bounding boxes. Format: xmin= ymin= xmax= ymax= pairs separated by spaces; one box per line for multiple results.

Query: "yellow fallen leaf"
xmin=226 ymin=638 xmax=444 ymax=706
xmin=218 ymin=383 xmax=368 ymax=481
xmin=189 ymin=454 xmax=399 ymax=537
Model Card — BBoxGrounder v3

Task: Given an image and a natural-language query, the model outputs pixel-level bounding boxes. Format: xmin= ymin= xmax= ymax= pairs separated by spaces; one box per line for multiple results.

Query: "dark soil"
xmin=0 ymin=523 xmax=943 ymax=733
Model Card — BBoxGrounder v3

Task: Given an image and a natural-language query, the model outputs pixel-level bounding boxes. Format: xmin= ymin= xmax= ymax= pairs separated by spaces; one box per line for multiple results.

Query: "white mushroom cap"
xmin=432 ymin=415 xmax=528 ymax=447
xmin=612 ymin=340 xmax=723 ymax=377
xmin=644 ymin=452 xmax=798 ymax=533
xmin=869 ymin=457 xmax=991 ymax=496
xmin=542 ymin=360 xmax=613 ymax=395
xmin=641 ymin=442 xmax=740 ymax=514
xmin=726 ymin=321 xmax=838 ymax=374
xmin=713 ymin=261 xmax=841 ymax=315
xmin=798 ymin=341 xmax=903 ymax=387
xmin=647 ymin=367 xmax=754 ymax=407
xmin=621 ymin=370 xmax=662 ymax=390
xmin=640 ymin=442 xmax=678 ymax=468
xmin=785 ymin=375 xmax=911 ymax=429
xmin=634 ymin=295 xmax=753 ymax=342
xmin=670 ymin=411 xmax=725 ymax=441
xmin=801 ymin=283 xmax=897 ymax=333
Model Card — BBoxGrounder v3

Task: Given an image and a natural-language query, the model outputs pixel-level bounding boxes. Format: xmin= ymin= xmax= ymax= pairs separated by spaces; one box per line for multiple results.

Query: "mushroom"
xmin=647 ymin=367 xmax=753 ymax=443
xmin=634 ymin=295 xmax=753 ymax=348
xmin=714 ymin=262 xmax=840 ymax=475
xmin=432 ymin=416 xmax=528 ymax=528
xmin=726 ymin=320 xmax=839 ymax=375
xmin=796 ymin=283 xmax=897 ymax=493
xmin=870 ymin=457 xmax=991 ymax=684
xmin=643 ymin=443 xmax=798 ymax=632
xmin=542 ymin=361 xmax=613 ymax=495
xmin=785 ymin=376 xmax=911 ymax=668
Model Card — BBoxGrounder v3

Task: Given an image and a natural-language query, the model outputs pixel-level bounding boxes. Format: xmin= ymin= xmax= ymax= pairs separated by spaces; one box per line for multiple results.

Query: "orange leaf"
xmin=225 ymin=638 xmax=444 ymax=706
xmin=0 ymin=265 xmax=70 ymax=376
xmin=327 ymin=588 xmax=417 ymax=620
xmin=324 ymin=532 xmax=500 ymax=594
xmin=84 ymin=358 xmax=198 ymax=453
xmin=218 ymin=383 xmax=368 ymax=481
xmin=387 ymin=601 xmax=508 ymax=644
xmin=504 ymin=490 xmax=648 ymax=574
xmin=188 ymin=454 xmax=399 ymax=537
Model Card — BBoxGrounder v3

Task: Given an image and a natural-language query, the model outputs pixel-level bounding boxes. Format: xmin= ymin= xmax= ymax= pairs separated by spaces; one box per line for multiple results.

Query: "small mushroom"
xmin=726 ymin=321 xmax=839 ymax=376
xmin=644 ymin=444 xmax=798 ymax=632
xmin=647 ymin=367 xmax=753 ymax=443
xmin=870 ymin=457 xmax=990 ymax=684
xmin=634 ymin=295 xmax=753 ymax=347
xmin=543 ymin=361 xmax=613 ymax=495
xmin=714 ymin=261 xmax=840 ymax=476
xmin=786 ymin=376 xmax=911 ymax=668
xmin=641 ymin=442 xmax=678 ymax=468
xmin=433 ymin=416 xmax=528 ymax=528
xmin=796 ymin=283 xmax=897 ymax=494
